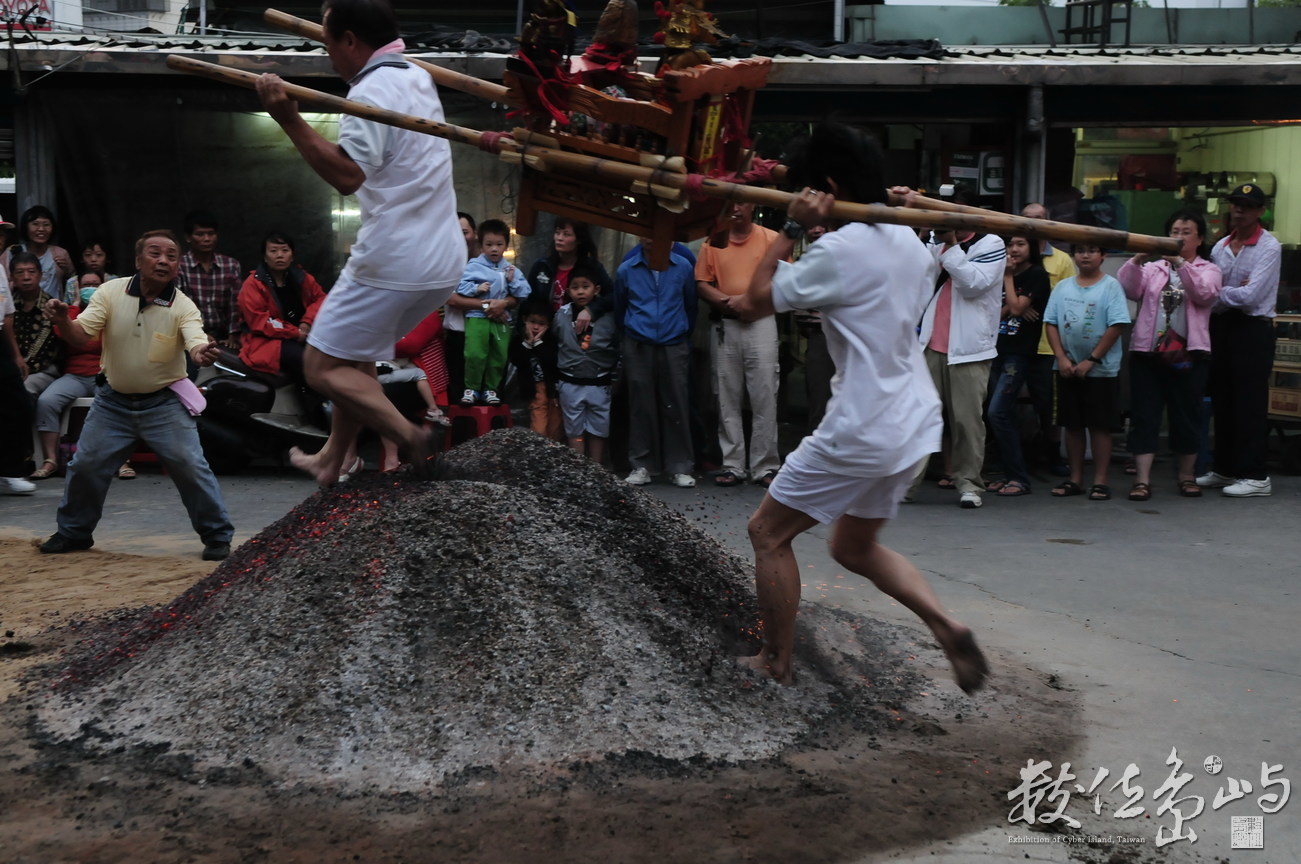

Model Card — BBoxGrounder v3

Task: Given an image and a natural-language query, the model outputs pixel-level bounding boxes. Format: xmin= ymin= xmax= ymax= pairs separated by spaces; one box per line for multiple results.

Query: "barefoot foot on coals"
xmin=289 ymin=446 xmax=341 ymax=488
xmin=396 ymin=427 xmax=438 ymax=480
xmin=940 ymin=627 xmax=990 ymax=695
xmin=736 ymin=652 xmax=795 ymax=686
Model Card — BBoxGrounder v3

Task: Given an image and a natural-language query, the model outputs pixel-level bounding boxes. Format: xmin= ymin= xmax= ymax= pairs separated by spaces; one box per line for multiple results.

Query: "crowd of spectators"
xmin=0 ymin=184 xmax=1285 ymax=502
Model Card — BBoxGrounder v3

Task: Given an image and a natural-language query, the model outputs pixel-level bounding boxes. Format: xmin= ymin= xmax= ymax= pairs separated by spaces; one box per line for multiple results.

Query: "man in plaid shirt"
xmin=177 ymin=210 xmax=244 ymax=349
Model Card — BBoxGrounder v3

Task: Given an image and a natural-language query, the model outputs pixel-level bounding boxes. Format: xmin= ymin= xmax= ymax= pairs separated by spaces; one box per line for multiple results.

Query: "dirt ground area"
xmin=0 ymin=533 xmax=1100 ymax=864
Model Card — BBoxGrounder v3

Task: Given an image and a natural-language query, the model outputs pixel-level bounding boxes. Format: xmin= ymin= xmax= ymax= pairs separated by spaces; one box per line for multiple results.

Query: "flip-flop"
xmin=985 ymin=479 xmax=1008 ymax=493
xmin=1089 ymin=484 xmax=1112 ymax=501
xmin=936 ymin=475 xmax=956 ymax=489
xmin=117 ymin=463 xmax=137 ymax=480
xmin=1052 ymin=481 xmax=1084 ymax=497
xmin=336 ymin=457 xmax=365 ymax=483
xmin=714 ymin=471 xmax=743 ymax=487
xmin=997 ymin=480 xmax=1031 ymax=497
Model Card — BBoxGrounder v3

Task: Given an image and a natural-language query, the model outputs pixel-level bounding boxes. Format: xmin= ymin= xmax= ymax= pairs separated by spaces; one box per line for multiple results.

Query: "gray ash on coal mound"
xmin=34 ymin=429 xmax=927 ymax=791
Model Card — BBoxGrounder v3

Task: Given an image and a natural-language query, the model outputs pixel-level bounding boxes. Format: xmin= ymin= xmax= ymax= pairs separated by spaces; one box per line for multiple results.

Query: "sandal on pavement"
xmin=1124 ymin=460 xmax=1137 ymax=475
xmin=1052 ymin=480 xmax=1084 ymax=497
xmin=985 ymin=479 xmax=1008 ymax=493
xmin=755 ymin=470 xmax=778 ymax=489
xmin=116 ymin=462 xmax=136 ymax=480
xmin=1089 ymin=484 xmax=1112 ymax=501
xmin=936 ymin=474 xmax=956 ymax=489
xmin=714 ymin=470 xmax=743 ymax=487
xmin=997 ymin=480 xmax=1031 ymax=497
xmin=337 ymin=457 xmax=365 ymax=483
xmin=1127 ymin=482 xmax=1152 ymax=502
xmin=30 ymin=459 xmax=59 ymax=480
xmin=1177 ymin=479 xmax=1202 ymax=498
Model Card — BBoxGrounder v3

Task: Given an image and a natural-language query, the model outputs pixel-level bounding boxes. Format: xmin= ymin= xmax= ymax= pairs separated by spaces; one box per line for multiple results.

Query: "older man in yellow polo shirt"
xmin=39 ymin=229 xmax=234 ymax=560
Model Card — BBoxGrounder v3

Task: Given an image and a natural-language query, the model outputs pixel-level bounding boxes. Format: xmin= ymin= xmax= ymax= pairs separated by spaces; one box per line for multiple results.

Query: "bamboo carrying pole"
xmin=253 ymin=8 xmax=1179 ymax=255
xmin=165 ymin=54 xmax=1181 ymax=256
xmin=263 ymin=8 xmax=517 ymax=108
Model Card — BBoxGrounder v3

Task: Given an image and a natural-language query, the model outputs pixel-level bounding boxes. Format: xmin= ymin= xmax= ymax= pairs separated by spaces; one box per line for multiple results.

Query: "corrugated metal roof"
xmin=3 ymin=30 xmax=1300 ymax=89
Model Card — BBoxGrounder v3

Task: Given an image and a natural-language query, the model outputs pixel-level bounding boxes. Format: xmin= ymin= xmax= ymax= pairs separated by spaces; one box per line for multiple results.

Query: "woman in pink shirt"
xmin=1117 ymin=210 xmax=1221 ymax=501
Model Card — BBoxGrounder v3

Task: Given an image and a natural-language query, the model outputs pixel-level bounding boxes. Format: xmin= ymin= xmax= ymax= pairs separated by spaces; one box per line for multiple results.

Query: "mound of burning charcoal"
xmin=32 ymin=429 xmax=925 ymax=791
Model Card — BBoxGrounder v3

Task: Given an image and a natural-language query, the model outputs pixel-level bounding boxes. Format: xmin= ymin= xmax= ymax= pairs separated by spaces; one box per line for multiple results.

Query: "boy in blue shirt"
xmin=457 ymin=219 xmax=531 ymax=405
xmin=1044 ymin=244 xmax=1131 ymax=500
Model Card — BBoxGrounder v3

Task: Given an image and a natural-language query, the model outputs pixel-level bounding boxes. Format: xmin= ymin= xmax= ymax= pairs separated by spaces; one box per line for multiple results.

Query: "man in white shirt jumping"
xmin=256 ymin=0 xmax=464 ymax=483
xmin=730 ymin=123 xmax=988 ymax=695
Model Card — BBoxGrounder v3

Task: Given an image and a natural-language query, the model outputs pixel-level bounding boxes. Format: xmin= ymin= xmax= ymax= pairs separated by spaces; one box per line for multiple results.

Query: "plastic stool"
xmin=445 ymin=403 xmax=514 ymax=449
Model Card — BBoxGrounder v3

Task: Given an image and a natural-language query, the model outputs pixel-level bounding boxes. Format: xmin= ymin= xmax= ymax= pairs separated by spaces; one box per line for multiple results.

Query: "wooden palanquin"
xmin=504 ymin=58 xmax=771 ymax=268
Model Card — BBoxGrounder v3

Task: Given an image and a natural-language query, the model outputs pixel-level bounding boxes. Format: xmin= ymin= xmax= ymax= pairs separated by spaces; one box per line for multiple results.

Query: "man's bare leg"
xmin=829 ymin=515 xmax=988 ymax=694
xmin=292 ymin=348 xmax=427 ymax=485
xmin=743 ymin=493 xmax=820 ymax=684
xmin=290 ymin=398 xmax=365 ymax=486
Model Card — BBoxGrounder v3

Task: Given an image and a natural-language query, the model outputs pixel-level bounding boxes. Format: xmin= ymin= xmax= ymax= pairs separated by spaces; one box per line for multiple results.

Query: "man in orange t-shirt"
xmin=695 ymin=202 xmax=784 ymax=487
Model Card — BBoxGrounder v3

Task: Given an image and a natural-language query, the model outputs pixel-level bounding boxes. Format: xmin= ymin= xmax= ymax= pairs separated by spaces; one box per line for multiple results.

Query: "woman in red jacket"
xmin=237 ymin=231 xmax=327 ymax=387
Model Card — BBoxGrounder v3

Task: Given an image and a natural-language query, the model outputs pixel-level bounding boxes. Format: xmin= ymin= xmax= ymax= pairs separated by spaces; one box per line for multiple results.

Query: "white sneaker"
xmin=625 ymin=467 xmax=652 ymax=485
xmin=671 ymin=473 xmax=696 ymax=488
xmin=1195 ymin=471 xmax=1234 ymax=489
xmin=1222 ymin=477 xmax=1272 ymax=498
xmin=0 ymin=477 xmax=36 ymax=495
xmin=959 ymin=491 xmax=982 ymax=509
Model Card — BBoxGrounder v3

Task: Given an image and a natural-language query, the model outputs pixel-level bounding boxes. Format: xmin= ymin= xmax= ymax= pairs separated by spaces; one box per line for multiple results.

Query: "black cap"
xmin=1226 ymin=183 xmax=1267 ymax=207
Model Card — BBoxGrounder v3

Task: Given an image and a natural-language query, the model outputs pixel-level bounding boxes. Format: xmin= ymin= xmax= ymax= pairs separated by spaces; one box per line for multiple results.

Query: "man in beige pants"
xmin=696 ymin=202 xmax=785 ymax=488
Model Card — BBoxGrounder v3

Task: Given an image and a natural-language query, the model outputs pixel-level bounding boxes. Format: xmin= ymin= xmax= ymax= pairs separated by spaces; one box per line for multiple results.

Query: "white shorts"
xmin=767 ymin=447 xmax=913 ymax=524
xmin=556 ymin=381 xmax=612 ymax=438
xmin=308 ymin=274 xmax=452 ymax=363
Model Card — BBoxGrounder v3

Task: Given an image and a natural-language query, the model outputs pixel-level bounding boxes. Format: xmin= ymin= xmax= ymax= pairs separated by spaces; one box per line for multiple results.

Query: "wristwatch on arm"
xmin=782 ymin=219 xmax=806 ymax=241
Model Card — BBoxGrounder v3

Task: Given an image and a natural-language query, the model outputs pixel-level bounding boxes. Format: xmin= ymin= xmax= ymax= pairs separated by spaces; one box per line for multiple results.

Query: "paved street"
xmin=2 ymin=458 xmax=1297 ymax=863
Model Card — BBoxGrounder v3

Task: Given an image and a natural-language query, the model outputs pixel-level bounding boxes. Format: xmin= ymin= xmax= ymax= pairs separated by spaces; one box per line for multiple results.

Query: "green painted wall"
xmin=1175 ymin=126 xmax=1301 ymax=246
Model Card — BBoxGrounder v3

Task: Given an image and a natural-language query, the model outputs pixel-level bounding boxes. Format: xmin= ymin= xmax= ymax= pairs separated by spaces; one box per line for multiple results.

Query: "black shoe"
xmin=202 ymin=541 xmax=231 ymax=561
xmin=40 ymin=533 xmax=93 ymax=554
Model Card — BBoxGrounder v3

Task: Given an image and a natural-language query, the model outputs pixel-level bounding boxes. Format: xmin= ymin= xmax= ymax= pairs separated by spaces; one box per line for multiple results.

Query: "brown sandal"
xmin=29 ymin=459 xmax=58 ymax=479
xmin=1127 ymin=482 xmax=1151 ymax=502
xmin=1177 ymin=479 xmax=1202 ymax=498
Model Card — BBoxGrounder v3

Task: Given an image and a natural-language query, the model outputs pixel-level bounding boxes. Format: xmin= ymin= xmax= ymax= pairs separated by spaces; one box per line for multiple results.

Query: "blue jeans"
xmin=986 ymin=354 xmax=1032 ymax=488
xmin=56 ymin=384 xmax=234 ymax=544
